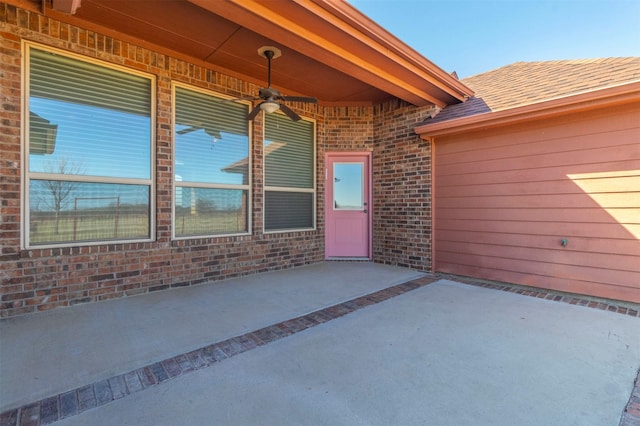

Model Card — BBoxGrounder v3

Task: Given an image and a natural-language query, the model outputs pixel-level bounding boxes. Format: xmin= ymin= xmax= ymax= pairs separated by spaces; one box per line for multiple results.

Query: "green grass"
xmin=175 ymin=211 xmax=247 ymax=236
xmin=30 ymin=214 xmax=149 ymax=244
xmin=30 ymin=210 xmax=247 ymax=244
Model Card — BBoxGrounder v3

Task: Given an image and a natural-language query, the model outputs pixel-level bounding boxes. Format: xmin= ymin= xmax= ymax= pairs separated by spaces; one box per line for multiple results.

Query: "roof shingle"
xmin=424 ymin=57 xmax=640 ymax=124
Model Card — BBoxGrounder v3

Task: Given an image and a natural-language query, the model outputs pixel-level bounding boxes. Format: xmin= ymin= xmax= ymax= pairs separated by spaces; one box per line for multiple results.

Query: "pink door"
xmin=325 ymin=153 xmax=372 ymax=259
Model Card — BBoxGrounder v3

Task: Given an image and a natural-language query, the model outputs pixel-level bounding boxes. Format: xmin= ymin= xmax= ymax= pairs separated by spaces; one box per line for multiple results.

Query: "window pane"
xmin=175 ymin=188 xmax=248 ymax=236
xmin=28 ymin=48 xmax=152 ymax=179
xmin=334 ymin=163 xmax=364 ymax=210
xmin=265 ymin=191 xmax=313 ymax=231
xmin=175 ymin=87 xmax=249 ymax=185
xmin=29 ymin=181 xmax=150 ymax=245
xmin=30 ymin=48 xmax=150 ymax=115
xmin=265 ymin=114 xmax=314 ymax=188
xmin=175 ymin=131 xmax=250 ymax=185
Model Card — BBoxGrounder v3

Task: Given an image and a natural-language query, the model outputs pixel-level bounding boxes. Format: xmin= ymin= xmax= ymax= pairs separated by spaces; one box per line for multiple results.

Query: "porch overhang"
xmin=187 ymin=0 xmax=472 ymax=107
xmin=23 ymin=0 xmax=474 ymax=108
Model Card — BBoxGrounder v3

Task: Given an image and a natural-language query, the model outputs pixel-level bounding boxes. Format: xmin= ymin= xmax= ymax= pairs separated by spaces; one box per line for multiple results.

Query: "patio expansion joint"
xmin=1 ymin=274 xmax=638 ymax=426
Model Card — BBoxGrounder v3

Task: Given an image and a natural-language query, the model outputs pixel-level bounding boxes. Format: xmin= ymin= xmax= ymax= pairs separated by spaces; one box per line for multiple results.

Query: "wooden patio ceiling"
xmin=34 ymin=0 xmax=474 ymax=107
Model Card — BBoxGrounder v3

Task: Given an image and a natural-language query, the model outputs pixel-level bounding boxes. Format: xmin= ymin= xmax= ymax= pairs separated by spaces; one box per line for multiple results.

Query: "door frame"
xmin=324 ymin=151 xmax=373 ymax=260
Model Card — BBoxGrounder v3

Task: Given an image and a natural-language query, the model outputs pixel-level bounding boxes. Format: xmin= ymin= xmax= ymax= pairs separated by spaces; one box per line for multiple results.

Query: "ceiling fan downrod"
xmin=264 ymin=49 xmax=274 ymax=88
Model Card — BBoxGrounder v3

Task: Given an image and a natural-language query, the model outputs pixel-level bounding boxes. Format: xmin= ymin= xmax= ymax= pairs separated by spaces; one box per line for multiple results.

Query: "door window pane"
xmin=334 ymin=163 xmax=363 ymax=210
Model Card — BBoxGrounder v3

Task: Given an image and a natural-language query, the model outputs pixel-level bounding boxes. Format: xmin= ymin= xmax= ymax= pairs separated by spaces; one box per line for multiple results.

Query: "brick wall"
xmin=321 ymin=102 xmax=436 ymax=271
xmin=0 ymin=4 xmax=325 ymax=318
xmin=372 ymin=99 xmax=435 ymax=270
xmin=320 ymin=106 xmax=375 ymax=237
xmin=0 ymin=3 xmax=436 ymax=318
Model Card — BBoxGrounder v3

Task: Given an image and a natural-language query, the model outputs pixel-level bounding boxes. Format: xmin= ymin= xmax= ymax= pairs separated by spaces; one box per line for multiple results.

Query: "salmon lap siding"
xmin=434 ymin=104 xmax=640 ymax=303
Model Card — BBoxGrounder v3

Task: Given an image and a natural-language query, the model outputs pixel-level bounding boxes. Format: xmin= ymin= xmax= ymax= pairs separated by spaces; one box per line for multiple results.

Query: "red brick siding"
xmin=0 ymin=4 xmax=325 ymax=318
xmin=0 ymin=4 xmax=437 ymax=317
xmin=373 ymin=100 xmax=436 ymax=270
xmin=320 ymin=106 xmax=375 ymax=236
xmin=0 ymin=25 xmax=22 ymax=262
xmin=321 ymin=103 xmax=437 ymax=271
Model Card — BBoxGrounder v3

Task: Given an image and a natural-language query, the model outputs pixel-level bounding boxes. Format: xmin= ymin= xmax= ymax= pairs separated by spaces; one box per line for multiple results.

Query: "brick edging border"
xmin=620 ymin=368 xmax=640 ymax=426
xmin=437 ymin=273 xmax=640 ymax=317
xmin=1 ymin=274 xmax=638 ymax=426
xmin=435 ymin=274 xmax=640 ymax=426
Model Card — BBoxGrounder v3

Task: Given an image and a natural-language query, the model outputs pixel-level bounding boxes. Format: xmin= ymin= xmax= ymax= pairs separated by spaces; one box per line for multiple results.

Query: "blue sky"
xmin=348 ymin=0 xmax=640 ymax=78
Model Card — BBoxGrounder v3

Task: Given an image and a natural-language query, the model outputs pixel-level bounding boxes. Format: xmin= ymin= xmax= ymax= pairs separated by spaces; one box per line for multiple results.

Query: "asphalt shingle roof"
xmin=424 ymin=57 xmax=640 ymax=124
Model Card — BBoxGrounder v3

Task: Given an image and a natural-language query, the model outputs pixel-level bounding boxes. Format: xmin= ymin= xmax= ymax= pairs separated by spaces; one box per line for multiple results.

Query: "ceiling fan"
xmin=176 ymin=124 xmax=221 ymax=151
xmin=231 ymin=46 xmax=318 ymax=122
xmin=176 ymin=124 xmax=221 ymax=139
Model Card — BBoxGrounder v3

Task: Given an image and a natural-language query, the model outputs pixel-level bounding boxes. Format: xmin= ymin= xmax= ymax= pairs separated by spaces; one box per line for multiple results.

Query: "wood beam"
xmin=52 ymin=0 xmax=81 ymax=14
xmin=188 ymin=0 xmax=461 ymax=107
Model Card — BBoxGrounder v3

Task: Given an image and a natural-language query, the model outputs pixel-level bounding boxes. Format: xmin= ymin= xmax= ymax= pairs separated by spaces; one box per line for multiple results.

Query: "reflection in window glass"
xmin=173 ymin=85 xmax=250 ymax=237
xmin=264 ymin=116 xmax=314 ymax=189
xmin=334 ymin=163 xmax=363 ymax=210
xmin=29 ymin=181 xmax=149 ymax=244
xmin=25 ymin=45 xmax=154 ymax=247
xmin=174 ymin=188 xmax=248 ymax=236
xmin=29 ymin=98 xmax=151 ymax=179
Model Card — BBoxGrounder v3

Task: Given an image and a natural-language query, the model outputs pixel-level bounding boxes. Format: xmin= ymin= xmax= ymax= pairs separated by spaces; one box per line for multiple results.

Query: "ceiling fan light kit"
xmin=227 ymin=46 xmax=317 ymax=122
xmin=260 ymin=100 xmax=280 ymax=113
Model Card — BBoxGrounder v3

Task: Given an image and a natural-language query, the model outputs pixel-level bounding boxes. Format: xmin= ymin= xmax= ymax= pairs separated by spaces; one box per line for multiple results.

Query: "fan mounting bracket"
xmin=257 ymin=46 xmax=282 ymax=60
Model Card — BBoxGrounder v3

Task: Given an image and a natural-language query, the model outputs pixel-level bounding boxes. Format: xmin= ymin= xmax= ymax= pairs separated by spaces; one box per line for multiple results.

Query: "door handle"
xmin=363 ymin=209 xmax=368 ymax=213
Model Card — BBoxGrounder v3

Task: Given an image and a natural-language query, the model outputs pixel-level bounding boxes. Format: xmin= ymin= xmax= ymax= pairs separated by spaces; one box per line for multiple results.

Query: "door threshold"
xmin=326 ymin=257 xmax=371 ymax=261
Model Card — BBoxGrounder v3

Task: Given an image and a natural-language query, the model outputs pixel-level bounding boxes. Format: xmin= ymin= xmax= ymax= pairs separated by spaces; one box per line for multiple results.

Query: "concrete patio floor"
xmin=1 ymin=262 xmax=639 ymax=425
xmin=0 ymin=262 xmax=425 ymax=412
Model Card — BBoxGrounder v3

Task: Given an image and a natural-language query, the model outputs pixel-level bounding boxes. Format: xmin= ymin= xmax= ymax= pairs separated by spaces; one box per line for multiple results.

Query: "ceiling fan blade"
xmin=177 ymin=126 xmax=198 ymax=135
xmin=279 ymin=103 xmax=301 ymax=121
xmin=222 ymin=96 xmax=261 ymax=102
xmin=204 ymin=129 xmax=222 ymax=139
xmin=280 ymin=96 xmax=318 ymax=104
xmin=247 ymin=103 xmax=263 ymax=121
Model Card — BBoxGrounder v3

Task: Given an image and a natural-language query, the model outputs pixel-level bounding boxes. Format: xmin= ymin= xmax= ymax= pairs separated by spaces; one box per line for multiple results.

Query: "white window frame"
xmin=263 ymin=113 xmax=316 ymax=234
xmin=21 ymin=42 xmax=156 ymax=249
xmin=171 ymin=82 xmax=252 ymax=239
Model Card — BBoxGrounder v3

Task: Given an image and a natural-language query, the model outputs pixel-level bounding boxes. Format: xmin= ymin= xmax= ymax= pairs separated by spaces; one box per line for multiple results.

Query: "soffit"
xmin=35 ymin=0 xmax=472 ymax=107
